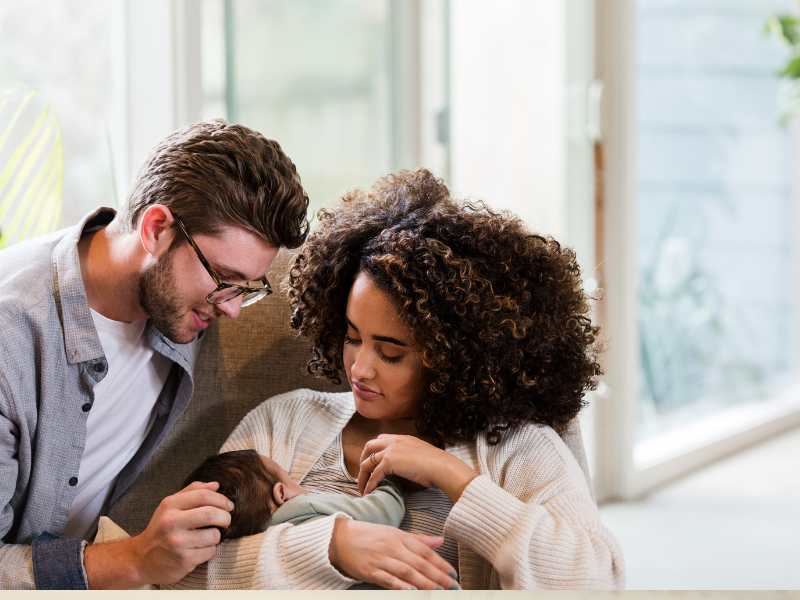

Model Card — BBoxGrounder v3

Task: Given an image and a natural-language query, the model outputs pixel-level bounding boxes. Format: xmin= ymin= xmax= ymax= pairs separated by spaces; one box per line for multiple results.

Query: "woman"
xmin=177 ymin=169 xmax=624 ymax=590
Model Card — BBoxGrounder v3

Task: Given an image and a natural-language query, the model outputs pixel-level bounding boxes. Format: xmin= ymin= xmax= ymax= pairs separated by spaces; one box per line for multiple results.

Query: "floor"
xmin=600 ymin=427 xmax=800 ymax=589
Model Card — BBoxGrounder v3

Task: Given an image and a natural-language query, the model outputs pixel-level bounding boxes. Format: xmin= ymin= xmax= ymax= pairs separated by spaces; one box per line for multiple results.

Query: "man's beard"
xmin=138 ymin=251 xmax=194 ymax=344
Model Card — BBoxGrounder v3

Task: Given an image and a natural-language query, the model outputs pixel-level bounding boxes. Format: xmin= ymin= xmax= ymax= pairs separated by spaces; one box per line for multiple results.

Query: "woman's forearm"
xmin=431 ymin=451 xmax=480 ymax=503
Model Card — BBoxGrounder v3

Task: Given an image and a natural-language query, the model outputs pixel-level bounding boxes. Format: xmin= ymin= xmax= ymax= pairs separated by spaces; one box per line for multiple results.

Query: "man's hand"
xmin=330 ymin=518 xmax=460 ymax=590
xmin=84 ymin=481 xmax=233 ymax=589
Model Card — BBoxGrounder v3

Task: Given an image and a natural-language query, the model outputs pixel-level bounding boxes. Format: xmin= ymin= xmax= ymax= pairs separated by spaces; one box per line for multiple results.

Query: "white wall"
xmin=449 ymin=0 xmax=568 ymax=239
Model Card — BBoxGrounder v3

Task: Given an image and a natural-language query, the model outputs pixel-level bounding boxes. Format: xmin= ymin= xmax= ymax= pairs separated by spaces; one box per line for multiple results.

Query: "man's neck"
xmin=78 ymin=223 xmax=147 ymax=323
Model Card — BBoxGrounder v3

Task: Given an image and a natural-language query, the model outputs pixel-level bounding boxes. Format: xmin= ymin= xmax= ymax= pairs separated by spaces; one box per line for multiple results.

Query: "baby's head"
xmin=183 ymin=449 xmax=305 ymax=540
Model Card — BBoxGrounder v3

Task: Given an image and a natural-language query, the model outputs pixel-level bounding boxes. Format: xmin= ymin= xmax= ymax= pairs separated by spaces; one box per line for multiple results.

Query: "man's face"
xmin=139 ymin=224 xmax=278 ymax=343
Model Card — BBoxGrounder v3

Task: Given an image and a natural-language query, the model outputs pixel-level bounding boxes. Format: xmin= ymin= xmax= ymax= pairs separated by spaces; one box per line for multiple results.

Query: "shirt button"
xmin=93 ymin=362 xmax=106 ymax=373
xmin=81 ymin=403 xmax=92 ymax=412
xmin=69 ymin=477 xmax=78 ymax=486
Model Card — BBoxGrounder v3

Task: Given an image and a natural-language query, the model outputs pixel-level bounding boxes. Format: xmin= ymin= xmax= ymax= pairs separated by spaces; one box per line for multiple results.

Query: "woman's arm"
xmin=444 ymin=474 xmax=624 ymax=589
xmin=357 ymin=431 xmax=624 ymax=590
xmin=171 ymin=395 xmax=458 ymax=589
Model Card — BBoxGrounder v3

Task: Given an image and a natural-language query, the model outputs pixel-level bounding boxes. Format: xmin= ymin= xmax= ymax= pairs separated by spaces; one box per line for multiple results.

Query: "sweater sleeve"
xmin=168 ymin=393 xmax=359 ymax=589
xmin=271 ymin=480 xmax=405 ymax=528
xmin=443 ymin=425 xmax=625 ymax=590
xmin=169 ymin=513 xmax=358 ymax=589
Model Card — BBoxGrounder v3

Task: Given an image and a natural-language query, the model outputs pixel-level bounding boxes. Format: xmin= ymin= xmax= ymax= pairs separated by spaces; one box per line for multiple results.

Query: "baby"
xmin=181 ymin=449 xmax=405 ymax=540
xmin=93 ymin=449 xmax=403 ymax=589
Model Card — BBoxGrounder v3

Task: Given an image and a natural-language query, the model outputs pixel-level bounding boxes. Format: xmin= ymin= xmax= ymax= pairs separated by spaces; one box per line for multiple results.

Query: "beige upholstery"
xmin=108 ymin=251 xmax=593 ymax=533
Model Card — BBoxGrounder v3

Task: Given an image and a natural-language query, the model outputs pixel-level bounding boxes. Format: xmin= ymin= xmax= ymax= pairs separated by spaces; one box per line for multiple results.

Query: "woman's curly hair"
xmin=288 ymin=169 xmax=601 ymax=446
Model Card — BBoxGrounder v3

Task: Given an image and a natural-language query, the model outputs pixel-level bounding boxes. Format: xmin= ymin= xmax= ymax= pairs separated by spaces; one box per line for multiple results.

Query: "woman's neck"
xmin=349 ymin=412 xmax=419 ymax=438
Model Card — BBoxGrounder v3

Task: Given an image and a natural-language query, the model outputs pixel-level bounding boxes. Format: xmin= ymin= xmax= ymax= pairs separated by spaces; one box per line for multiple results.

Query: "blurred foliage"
xmin=765 ymin=7 xmax=800 ymax=122
xmin=0 ymin=86 xmax=64 ymax=246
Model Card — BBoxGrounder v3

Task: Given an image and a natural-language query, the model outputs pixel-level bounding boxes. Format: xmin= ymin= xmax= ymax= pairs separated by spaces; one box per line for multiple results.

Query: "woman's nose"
xmin=350 ymin=347 xmax=376 ymax=380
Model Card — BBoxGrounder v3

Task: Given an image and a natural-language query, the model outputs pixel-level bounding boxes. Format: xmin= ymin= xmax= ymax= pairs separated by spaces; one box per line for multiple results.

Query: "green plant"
xmin=765 ymin=9 xmax=800 ymax=122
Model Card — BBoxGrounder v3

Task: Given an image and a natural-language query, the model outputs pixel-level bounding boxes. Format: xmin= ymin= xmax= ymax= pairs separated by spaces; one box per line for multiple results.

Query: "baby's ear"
xmin=272 ymin=482 xmax=287 ymax=506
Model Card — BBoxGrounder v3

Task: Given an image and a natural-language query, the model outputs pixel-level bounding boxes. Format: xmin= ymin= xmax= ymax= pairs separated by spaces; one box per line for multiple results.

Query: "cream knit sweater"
xmin=172 ymin=389 xmax=625 ymax=590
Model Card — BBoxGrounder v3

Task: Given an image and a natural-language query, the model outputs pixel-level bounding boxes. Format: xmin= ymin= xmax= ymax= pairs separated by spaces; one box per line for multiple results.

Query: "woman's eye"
xmin=344 ymin=335 xmax=361 ymax=345
xmin=380 ymin=352 xmax=404 ymax=364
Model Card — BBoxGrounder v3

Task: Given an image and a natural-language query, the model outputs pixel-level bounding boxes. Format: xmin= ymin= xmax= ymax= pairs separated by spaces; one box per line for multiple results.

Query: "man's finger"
xmin=181 ymin=525 xmax=224 ymax=549
xmin=181 ymin=480 xmax=219 ymax=492
xmin=175 ymin=505 xmax=233 ymax=531
xmin=184 ymin=546 xmax=218 ymax=570
xmin=170 ymin=488 xmax=234 ymax=511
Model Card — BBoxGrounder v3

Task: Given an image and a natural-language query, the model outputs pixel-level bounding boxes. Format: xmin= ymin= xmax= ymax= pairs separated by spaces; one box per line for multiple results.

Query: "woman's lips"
xmin=352 ymin=381 xmax=382 ymax=401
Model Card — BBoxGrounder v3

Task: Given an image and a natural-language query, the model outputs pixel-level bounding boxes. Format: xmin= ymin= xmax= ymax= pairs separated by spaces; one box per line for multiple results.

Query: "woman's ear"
xmin=272 ymin=482 xmax=287 ymax=506
xmin=138 ymin=204 xmax=177 ymax=258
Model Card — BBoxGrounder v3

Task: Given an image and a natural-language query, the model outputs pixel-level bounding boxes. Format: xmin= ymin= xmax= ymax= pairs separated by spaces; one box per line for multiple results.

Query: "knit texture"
xmin=169 ymin=389 xmax=624 ymax=590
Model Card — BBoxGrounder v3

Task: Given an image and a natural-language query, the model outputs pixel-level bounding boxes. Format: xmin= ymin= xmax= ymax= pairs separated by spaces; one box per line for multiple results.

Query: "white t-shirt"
xmin=62 ymin=310 xmax=171 ymax=539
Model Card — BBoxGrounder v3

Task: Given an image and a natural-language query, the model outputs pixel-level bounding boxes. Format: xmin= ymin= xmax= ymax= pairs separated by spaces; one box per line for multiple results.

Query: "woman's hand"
xmin=357 ymin=434 xmax=478 ymax=502
xmin=330 ymin=518 xmax=460 ymax=590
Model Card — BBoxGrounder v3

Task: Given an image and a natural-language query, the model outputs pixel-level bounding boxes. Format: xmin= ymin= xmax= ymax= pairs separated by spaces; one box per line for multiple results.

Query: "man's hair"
xmin=183 ymin=449 xmax=276 ymax=540
xmin=123 ymin=120 xmax=310 ymax=249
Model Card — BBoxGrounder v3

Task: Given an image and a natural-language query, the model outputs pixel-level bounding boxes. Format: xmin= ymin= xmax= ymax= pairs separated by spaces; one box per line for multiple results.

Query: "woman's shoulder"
xmin=222 ymin=388 xmax=355 ymax=453
xmin=237 ymin=388 xmax=354 ymax=427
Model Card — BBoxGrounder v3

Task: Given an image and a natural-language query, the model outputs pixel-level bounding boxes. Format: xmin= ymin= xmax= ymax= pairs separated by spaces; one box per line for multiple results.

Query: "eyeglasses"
xmin=173 ymin=215 xmax=273 ymax=308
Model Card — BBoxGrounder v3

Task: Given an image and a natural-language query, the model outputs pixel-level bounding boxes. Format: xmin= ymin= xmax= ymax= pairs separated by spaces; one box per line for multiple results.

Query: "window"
xmin=0 ymin=0 xmax=115 ymax=239
xmin=201 ymin=0 xmax=449 ymax=214
xmin=636 ymin=0 xmax=796 ymax=441
xmin=597 ymin=0 xmax=800 ymax=498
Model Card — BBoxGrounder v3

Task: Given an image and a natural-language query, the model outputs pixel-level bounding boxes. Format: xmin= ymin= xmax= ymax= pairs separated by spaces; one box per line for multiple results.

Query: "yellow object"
xmin=0 ymin=86 xmax=64 ymax=247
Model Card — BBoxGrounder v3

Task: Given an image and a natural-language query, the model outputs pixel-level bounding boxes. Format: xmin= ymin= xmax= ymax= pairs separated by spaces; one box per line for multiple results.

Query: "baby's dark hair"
xmin=183 ymin=449 xmax=276 ymax=540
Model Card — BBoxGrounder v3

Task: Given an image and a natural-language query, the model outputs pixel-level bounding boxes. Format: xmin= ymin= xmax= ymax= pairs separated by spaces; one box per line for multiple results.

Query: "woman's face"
xmin=343 ymin=271 xmax=426 ymax=423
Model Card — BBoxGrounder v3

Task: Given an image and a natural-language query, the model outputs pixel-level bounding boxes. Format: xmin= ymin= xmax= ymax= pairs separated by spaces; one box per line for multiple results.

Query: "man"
xmin=0 ymin=120 xmax=310 ymax=589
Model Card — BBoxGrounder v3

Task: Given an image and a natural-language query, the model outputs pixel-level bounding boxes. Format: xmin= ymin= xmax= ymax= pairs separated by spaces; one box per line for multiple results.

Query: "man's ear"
xmin=138 ymin=204 xmax=177 ymax=259
xmin=272 ymin=482 xmax=288 ymax=507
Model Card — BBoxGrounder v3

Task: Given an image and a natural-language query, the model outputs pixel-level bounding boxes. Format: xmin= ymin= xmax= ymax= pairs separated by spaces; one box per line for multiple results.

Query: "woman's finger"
xmin=358 ymin=436 xmax=389 ymax=464
xmin=403 ymin=535 xmax=458 ymax=583
xmin=366 ymin=568 xmax=417 ymax=590
xmin=397 ymin=546 xmax=460 ymax=590
xmin=356 ymin=449 xmax=385 ymax=494
xmin=362 ymin=458 xmax=389 ymax=495
xmin=380 ymin=556 xmax=442 ymax=590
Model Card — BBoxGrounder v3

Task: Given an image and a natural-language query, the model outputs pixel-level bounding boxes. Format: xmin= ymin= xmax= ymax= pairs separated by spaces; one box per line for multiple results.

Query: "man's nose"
xmin=215 ymin=294 xmax=244 ymax=320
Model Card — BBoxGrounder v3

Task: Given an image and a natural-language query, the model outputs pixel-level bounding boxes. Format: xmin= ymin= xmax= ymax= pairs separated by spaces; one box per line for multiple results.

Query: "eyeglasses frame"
xmin=172 ymin=214 xmax=273 ymax=307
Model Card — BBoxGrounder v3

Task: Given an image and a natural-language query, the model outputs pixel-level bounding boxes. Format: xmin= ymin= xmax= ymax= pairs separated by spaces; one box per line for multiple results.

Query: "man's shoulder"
xmin=0 ymin=231 xmax=64 ymax=316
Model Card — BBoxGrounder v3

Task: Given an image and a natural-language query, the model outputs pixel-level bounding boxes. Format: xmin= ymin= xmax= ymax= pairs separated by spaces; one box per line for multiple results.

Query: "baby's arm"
xmin=272 ymin=479 xmax=405 ymax=528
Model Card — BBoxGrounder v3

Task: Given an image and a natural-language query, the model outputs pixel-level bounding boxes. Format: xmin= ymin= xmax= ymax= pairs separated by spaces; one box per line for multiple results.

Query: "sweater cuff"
xmin=281 ymin=513 xmax=359 ymax=589
xmin=445 ymin=474 xmax=536 ymax=560
xmin=31 ymin=533 xmax=88 ymax=590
